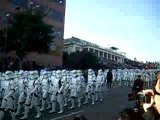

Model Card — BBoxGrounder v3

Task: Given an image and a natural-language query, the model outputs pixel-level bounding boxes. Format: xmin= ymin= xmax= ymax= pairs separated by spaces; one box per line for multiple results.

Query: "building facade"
xmin=64 ymin=37 xmax=126 ymax=63
xmin=0 ymin=0 xmax=66 ymax=67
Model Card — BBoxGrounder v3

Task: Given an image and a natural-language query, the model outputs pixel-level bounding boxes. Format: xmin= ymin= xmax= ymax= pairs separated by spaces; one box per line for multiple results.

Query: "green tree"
xmin=63 ymin=51 xmax=100 ymax=69
xmin=0 ymin=10 xmax=54 ymax=69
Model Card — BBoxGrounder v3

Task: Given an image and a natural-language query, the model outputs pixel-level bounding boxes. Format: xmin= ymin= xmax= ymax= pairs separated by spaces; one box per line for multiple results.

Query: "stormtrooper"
xmin=111 ymin=69 xmax=116 ymax=87
xmin=0 ymin=71 xmax=18 ymax=120
xmin=84 ymin=69 xmax=96 ymax=105
xmin=15 ymin=70 xmax=29 ymax=116
xmin=95 ymin=69 xmax=104 ymax=102
xmin=117 ymin=69 xmax=122 ymax=86
xmin=69 ymin=70 xmax=79 ymax=109
xmin=79 ymin=70 xmax=86 ymax=104
xmin=40 ymin=71 xmax=51 ymax=111
xmin=76 ymin=70 xmax=83 ymax=107
xmin=20 ymin=71 xmax=41 ymax=119
xmin=49 ymin=70 xmax=64 ymax=114
xmin=62 ymin=70 xmax=70 ymax=107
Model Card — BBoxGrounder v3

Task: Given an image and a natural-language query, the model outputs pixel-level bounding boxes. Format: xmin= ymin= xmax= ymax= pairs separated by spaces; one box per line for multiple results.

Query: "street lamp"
xmin=2 ymin=13 xmax=11 ymax=72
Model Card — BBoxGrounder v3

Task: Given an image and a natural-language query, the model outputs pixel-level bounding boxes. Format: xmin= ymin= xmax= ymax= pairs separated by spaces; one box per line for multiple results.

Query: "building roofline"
xmin=64 ymin=36 xmax=126 ymax=57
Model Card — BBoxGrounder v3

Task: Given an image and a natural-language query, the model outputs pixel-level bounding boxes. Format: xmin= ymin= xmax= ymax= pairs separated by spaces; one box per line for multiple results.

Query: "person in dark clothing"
xmin=129 ymin=75 xmax=144 ymax=102
xmin=132 ymin=75 xmax=144 ymax=93
xmin=107 ymin=69 xmax=113 ymax=89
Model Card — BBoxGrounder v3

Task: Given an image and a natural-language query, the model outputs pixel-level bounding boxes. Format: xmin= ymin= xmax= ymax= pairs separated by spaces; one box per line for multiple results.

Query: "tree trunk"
xmin=17 ymin=57 xmax=23 ymax=70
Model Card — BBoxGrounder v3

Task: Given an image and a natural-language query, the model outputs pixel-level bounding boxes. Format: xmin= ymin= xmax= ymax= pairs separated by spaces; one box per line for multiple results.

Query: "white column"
xmin=103 ymin=52 xmax=104 ymax=58
xmin=98 ymin=51 xmax=100 ymax=57
xmin=107 ymin=53 xmax=108 ymax=60
xmin=110 ymin=54 xmax=112 ymax=60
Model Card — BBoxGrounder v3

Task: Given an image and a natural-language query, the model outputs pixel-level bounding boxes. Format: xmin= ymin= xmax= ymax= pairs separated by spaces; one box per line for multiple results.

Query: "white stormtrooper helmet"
xmin=98 ymin=69 xmax=103 ymax=75
xmin=29 ymin=71 xmax=38 ymax=80
xmin=23 ymin=71 xmax=29 ymax=79
xmin=42 ymin=71 xmax=48 ymax=79
xmin=73 ymin=70 xmax=78 ymax=77
xmin=48 ymin=71 xmax=52 ymax=77
xmin=66 ymin=70 xmax=69 ymax=76
xmin=23 ymin=78 xmax=29 ymax=87
xmin=40 ymin=70 xmax=45 ymax=76
xmin=62 ymin=70 xmax=67 ymax=76
xmin=18 ymin=70 xmax=24 ymax=76
xmin=5 ymin=71 xmax=14 ymax=80
xmin=56 ymin=70 xmax=61 ymax=79
xmin=52 ymin=70 xmax=56 ymax=76
xmin=77 ymin=70 xmax=81 ymax=76
xmin=88 ymin=69 xmax=92 ymax=75
xmin=14 ymin=71 xmax=19 ymax=77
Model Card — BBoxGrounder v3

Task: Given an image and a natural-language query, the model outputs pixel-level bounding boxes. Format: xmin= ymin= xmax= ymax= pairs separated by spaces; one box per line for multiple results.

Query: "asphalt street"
xmin=3 ymin=86 xmax=135 ymax=120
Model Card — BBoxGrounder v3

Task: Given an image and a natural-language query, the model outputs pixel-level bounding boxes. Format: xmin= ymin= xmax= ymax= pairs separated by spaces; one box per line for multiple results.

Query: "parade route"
xmin=0 ymin=85 xmax=135 ymax=120
xmin=50 ymin=110 xmax=85 ymax=120
xmin=15 ymin=86 xmax=134 ymax=120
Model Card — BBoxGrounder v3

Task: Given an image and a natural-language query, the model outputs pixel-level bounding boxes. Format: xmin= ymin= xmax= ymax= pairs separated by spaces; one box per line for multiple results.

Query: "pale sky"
xmin=64 ymin=0 xmax=160 ymax=62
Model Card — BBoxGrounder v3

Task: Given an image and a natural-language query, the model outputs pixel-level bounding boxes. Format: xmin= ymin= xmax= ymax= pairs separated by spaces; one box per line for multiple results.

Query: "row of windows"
xmin=76 ymin=48 xmax=123 ymax=62
xmin=87 ymin=48 xmax=122 ymax=60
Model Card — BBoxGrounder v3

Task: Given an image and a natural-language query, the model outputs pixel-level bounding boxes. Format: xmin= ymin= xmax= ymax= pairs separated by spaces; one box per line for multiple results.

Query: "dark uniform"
xmin=107 ymin=70 xmax=113 ymax=89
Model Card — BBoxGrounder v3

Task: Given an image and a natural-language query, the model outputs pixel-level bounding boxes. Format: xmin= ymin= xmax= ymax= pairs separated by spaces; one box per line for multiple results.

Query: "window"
xmin=112 ymin=55 xmax=114 ymax=60
xmin=100 ymin=51 xmax=103 ymax=56
xmin=51 ymin=0 xmax=65 ymax=5
xmin=108 ymin=54 xmax=111 ymax=60
xmin=83 ymin=48 xmax=88 ymax=51
xmin=76 ymin=47 xmax=80 ymax=51
xmin=104 ymin=53 xmax=107 ymax=58
xmin=12 ymin=0 xmax=28 ymax=7
xmin=48 ymin=8 xmax=64 ymax=22
xmin=89 ymin=48 xmax=93 ymax=52
xmin=95 ymin=50 xmax=98 ymax=56
xmin=115 ymin=56 xmax=118 ymax=62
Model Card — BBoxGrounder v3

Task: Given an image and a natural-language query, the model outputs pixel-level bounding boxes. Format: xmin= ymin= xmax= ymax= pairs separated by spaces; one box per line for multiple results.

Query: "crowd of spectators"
xmin=0 ymin=56 xmax=159 ymax=72
xmin=100 ymin=58 xmax=160 ymax=70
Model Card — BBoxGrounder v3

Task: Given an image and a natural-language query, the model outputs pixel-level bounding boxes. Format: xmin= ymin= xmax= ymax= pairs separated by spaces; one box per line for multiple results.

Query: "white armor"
xmin=49 ymin=70 xmax=64 ymax=114
xmin=95 ymin=69 xmax=104 ymax=102
xmin=76 ymin=70 xmax=83 ymax=107
xmin=20 ymin=71 xmax=41 ymax=119
xmin=84 ymin=69 xmax=96 ymax=105
xmin=15 ymin=71 xmax=28 ymax=116
xmin=40 ymin=71 xmax=51 ymax=111
xmin=0 ymin=71 xmax=18 ymax=120
xmin=69 ymin=70 xmax=79 ymax=109
xmin=62 ymin=70 xmax=70 ymax=107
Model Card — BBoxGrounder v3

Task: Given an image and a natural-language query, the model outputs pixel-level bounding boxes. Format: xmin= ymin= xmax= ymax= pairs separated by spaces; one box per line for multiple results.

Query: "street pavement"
xmin=4 ymin=86 xmax=135 ymax=120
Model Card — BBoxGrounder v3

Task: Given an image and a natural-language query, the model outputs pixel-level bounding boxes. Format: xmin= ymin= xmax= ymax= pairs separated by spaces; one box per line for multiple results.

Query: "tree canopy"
xmin=63 ymin=51 xmax=100 ymax=70
xmin=0 ymin=10 xmax=53 ymax=60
